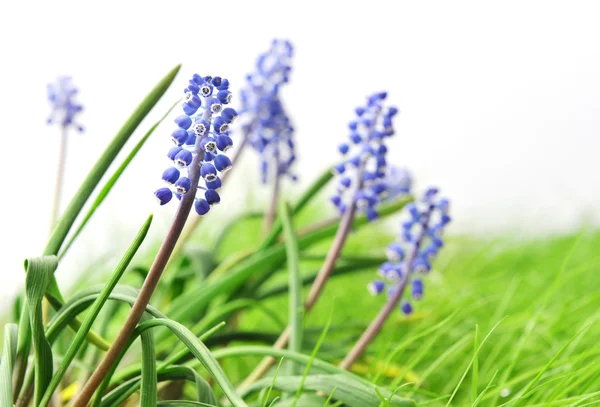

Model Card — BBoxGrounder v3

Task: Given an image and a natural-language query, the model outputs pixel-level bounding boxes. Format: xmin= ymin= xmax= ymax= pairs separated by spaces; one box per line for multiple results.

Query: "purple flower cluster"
xmin=47 ymin=76 xmax=84 ymax=132
xmin=241 ymin=39 xmax=297 ymax=184
xmin=368 ymin=188 xmax=451 ymax=314
xmin=331 ymin=92 xmax=400 ymax=221
xmin=154 ymin=74 xmax=238 ymax=215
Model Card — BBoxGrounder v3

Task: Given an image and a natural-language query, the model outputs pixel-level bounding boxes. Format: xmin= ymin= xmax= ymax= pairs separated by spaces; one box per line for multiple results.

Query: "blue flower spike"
xmin=242 ymin=39 xmax=297 ymax=185
xmin=367 ymin=188 xmax=451 ymax=314
xmin=154 ymin=74 xmax=236 ymax=215
xmin=331 ymin=93 xmax=410 ymax=221
xmin=47 ymin=76 xmax=84 ymax=132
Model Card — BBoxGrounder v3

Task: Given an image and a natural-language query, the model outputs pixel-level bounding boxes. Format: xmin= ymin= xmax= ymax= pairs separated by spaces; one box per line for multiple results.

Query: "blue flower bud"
xmin=211 ymin=76 xmax=222 ymax=87
xmin=338 ymin=143 xmax=350 ymax=155
xmin=221 ymin=107 xmax=238 ymax=123
xmin=349 ymin=155 xmax=361 ymax=167
xmin=167 ymin=146 xmax=183 ymax=161
xmin=204 ymin=152 xmax=215 ymax=161
xmin=348 ymin=121 xmax=358 ymax=131
xmin=201 ymin=163 xmax=218 ymax=182
xmin=401 ymin=301 xmax=413 ymax=315
xmin=334 ymin=163 xmax=345 ymax=174
xmin=185 ymin=131 xmax=196 ymax=146
xmin=186 ymin=81 xmax=200 ymax=94
xmin=171 ymin=129 xmax=189 ymax=146
xmin=205 ymin=189 xmax=220 ymax=205
xmin=371 ymin=182 xmax=387 ymax=196
xmin=205 ymin=176 xmax=222 ymax=190
xmin=387 ymin=106 xmax=399 ymax=116
xmin=385 ymin=242 xmax=405 ymax=262
xmin=183 ymin=103 xmax=198 ymax=116
xmin=217 ymin=90 xmax=232 ymax=104
xmin=412 ymin=257 xmax=431 ymax=274
xmin=330 ymin=195 xmax=342 ymax=206
xmin=214 ymin=154 xmax=232 ymax=172
xmin=350 ymin=133 xmax=362 ymax=144
xmin=368 ymin=280 xmax=385 ymax=296
xmin=200 ymin=137 xmax=217 ymax=153
xmin=174 ymin=150 xmax=193 ymax=168
xmin=195 ymin=198 xmax=210 ymax=215
xmin=411 ymin=279 xmax=424 ymax=300
xmin=216 ymin=134 xmax=233 ymax=152
xmin=184 ymin=92 xmax=202 ymax=108
xmin=174 ymin=115 xmax=192 ymax=130
xmin=192 ymin=74 xmax=203 ymax=84
xmin=366 ymin=207 xmax=379 ymax=222
xmin=338 ymin=176 xmax=351 ymax=191
xmin=154 ymin=188 xmax=173 ymax=205
xmin=162 ymin=167 xmax=180 ymax=185
xmin=406 ymin=203 xmax=420 ymax=221
xmin=355 ymin=107 xmax=366 ymax=116
xmin=174 ymin=176 xmax=191 ymax=194
xmin=438 ymin=198 xmax=450 ymax=214
xmin=217 ymin=78 xmax=229 ymax=90
xmin=212 ymin=116 xmax=230 ymax=134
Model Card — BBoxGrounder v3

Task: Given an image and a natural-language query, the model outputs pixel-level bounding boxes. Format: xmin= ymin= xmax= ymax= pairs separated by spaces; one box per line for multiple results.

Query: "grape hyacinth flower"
xmin=368 ymin=187 xmax=451 ymax=314
xmin=47 ymin=76 xmax=84 ymax=132
xmin=331 ymin=92 xmax=399 ymax=221
xmin=382 ymin=166 xmax=413 ymax=201
xmin=241 ymin=39 xmax=296 ymax=228
xmin=154 ymin=74 xmax=238 ymax=216
xmin=46 ymin=76 xmax=84 ymax=229
xmin=339 ymin=187 xmax=451 ymax=370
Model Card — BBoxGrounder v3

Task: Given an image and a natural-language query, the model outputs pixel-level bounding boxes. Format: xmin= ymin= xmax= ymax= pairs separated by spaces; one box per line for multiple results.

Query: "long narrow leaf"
xmin=134 ymin=319 xmax=247 ymax=407
xmin=244 ymin=375 xmax=414 ymax=407
xmin=0 ymin=323 xmax=18 ymax=406
xmin=25 ymin=256 xmax=57 ymax=406
xmin=140 ymin=314 xmax=157 ymax=407
xmin=40 ymin=216 xmax=153 ymax=406
xmin=280 ymin=201 xmax=303 ymax=376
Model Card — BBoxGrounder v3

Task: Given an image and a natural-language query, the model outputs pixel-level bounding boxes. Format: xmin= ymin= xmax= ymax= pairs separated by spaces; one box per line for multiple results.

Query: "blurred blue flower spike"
xmin=47 ymin=76 xmax=84 ymax=132
xmin=367 ymin=187 xmax=451 ymax=314
xmin=154 ymin=74 xmax=238 ymax=216
xmin=331 ymin=92 xmax=400 ymax=221
xmin=242 ymin=39 xmax=297 ymax=184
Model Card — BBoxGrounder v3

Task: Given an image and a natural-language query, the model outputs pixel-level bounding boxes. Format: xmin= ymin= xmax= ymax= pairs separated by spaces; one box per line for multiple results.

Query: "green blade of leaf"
xmin=140 ymin=314 xmax=157 ymax=407
xmin=259 ymin=167 xmax=334 ymax=250
xmin=24 ymin=256 xmax=57 ymax=406
xmin=134 ymin=318 xmax=247 ymax=407
xmin=0 ymin=323 xmax=18 ymax=406
xmin=244 ymin=375 xmax=415 ymax=407
xmin=13 ymin=300 xmax=32 ymax=400
xmin=58 ymin=96 xmax=180 ymax=259
xmin=39 ymin=215 xmax=153 ymax=406
xmin=280 ymin=201 xmax=303 ymax=377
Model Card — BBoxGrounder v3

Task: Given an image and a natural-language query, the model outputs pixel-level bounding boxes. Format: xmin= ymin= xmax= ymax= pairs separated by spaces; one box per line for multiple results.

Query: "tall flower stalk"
xmin=241 ymin=39 xmax=296 ymax=231
xmin=238 ymin=91 xmax=402 ymax=390
xmin=339 ymin=188 xmax=451 ymax=369
xmin=47 ymin=77 xmax=84 ymax=229
xmin=72 ymin=74 xmax=238 ymax=407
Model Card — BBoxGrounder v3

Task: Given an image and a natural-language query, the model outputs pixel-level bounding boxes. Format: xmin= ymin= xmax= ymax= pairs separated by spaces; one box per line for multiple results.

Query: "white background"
xmin=0 ymin=1 xmax=599 ymax=300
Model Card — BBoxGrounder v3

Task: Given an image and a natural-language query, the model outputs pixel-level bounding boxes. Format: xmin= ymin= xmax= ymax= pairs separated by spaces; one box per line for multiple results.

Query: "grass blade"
xmin=140 ymin=315 xmax=157 ymax=407
xmin=0 ymin=323 xmax=18 ymax=406
xmin=280 ymin=201 xmax=303 ymax=377
xmin=135 ymin=318 xmax=247 ymax=407
xmin=39 ymin=216 xmax=153 ymax=406
xmin=262 ymin=358 xmax=285 ymax=407
xmin=472 ymin=324 xmax=479 ymax=403
xmin=25 ymin=256 xmax=57 ymax=406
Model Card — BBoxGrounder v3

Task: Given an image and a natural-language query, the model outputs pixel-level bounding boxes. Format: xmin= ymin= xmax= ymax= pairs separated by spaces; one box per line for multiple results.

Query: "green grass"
xmin=228 ymin=226 xmax=600 ymax=406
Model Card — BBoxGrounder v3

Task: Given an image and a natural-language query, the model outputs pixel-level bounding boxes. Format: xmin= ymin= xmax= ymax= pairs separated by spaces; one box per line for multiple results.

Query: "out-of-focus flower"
xmin=241 ymin=39 xmax=297 ymax=184
xmin=47 ymin=76 xmax=84 ymax=132
xmin=331 ymin=92 xmax=399 ymax=221
xmin=368 ymin=187 xmax=451 ymax=314
xmin=383 ymin=166 xmax=412 ymax=201
xmin=154 ymin=74 xmax=238 ymax=216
